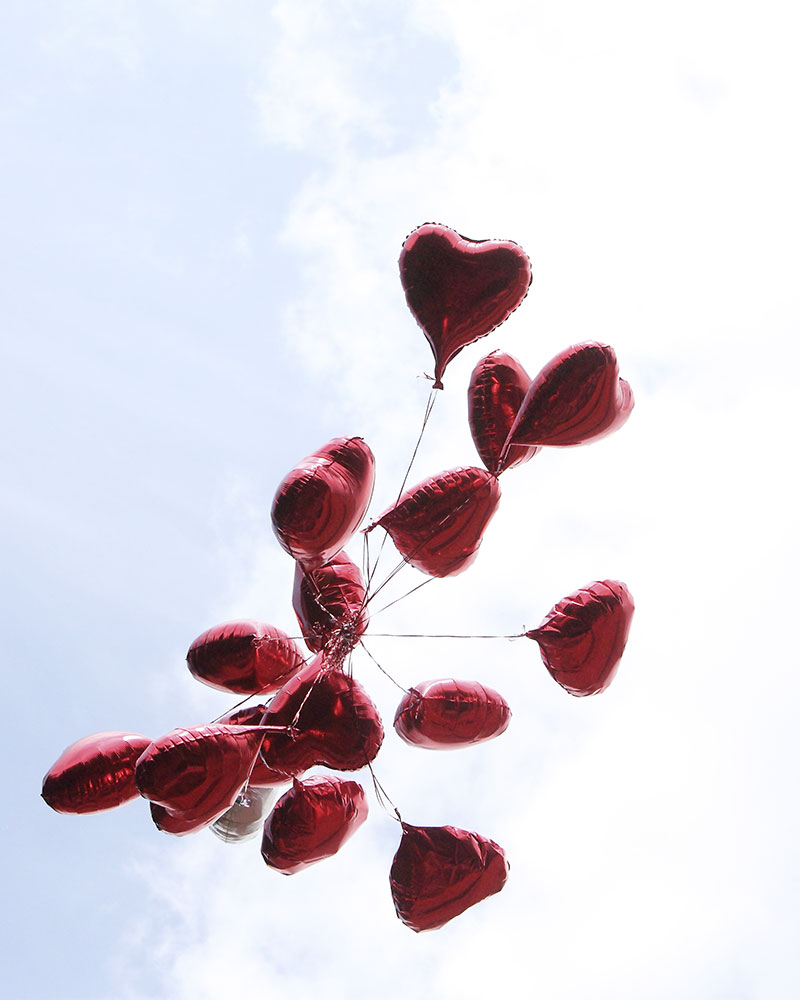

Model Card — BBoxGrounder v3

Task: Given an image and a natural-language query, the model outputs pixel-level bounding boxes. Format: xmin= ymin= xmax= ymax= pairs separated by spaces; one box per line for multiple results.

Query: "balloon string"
xmin=362 ymin=632 xmax=527 ymax=640
xmin=362 ymin=386 xmax=437 ymax=596
xmin=393 ymin=386 xmax=438 ymax=503
xmin=367 ymin=762 xmax=402 ymax=824
xmin=368 ymin=577 xmax=433 ymax=617
xmin=359 ymin=641 xmax=409 ymax=693
xmin=362 ymin=554 xmax=424 ymax=610
xmin=364 ymin=468 xmax=500 ymax=612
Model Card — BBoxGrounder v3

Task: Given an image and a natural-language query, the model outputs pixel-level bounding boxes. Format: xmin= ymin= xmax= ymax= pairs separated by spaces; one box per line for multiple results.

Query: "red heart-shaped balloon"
xmin=400 ymin=224 xmax=532 ymax=389
xmin=42 ymin=731 xmax=152 ymax=814
xmin=527 ymin=580 xmax=635 ymax=695
xmin=394 ymin=679 xmax=511 ymax=750
xmin=135 ymin=724 xmax=268 ymax=817
xmin=468 ymin=351 xmax=539 ymax=475
xmin=292 ymin=549 xmax=368 ymax=660
xmin=261 ymin=776 xmax=368 ymax=874
xmin=505 ymin=342 xmax=633 ymax=449
xmin=260 ymin=658 xmax=384 ymax=776
xmin=149 ymin=801 xmax=221 ymax=836
xmin=390 ymin=823 xmax=509 ymax=932
xmin=369 ymin=466 xmax=501 ymax=577
xmin=271 ymin=436 xmax=375 ymax=569
xmin=186 ymin=620 xmax=305 ymax=695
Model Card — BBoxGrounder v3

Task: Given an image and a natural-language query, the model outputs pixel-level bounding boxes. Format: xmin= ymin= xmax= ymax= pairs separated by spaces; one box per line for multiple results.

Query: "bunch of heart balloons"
xmin=41 ymin=223 xmax=635 ymax=932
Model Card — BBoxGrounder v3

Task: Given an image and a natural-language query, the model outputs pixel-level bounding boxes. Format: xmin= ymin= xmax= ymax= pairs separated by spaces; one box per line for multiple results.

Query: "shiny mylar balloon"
xmin=468 ymin=350 xmax=539 ymax=475
xmin=186 ymin=620 xmax=305 ymax=695
xmin=369 ymin=467 xmax=501 ymax=577
xmin=505 ymin=342 xmax=633 ymax=449
xmin=42 ymin=731 xmax=152 ymax=814
xmin=211 ymin=786 xmax=276 ymax=844
xmin=218 ymin=705 xmax=294 ymax=787
xmin=292 ymin=549 xmax=367 ymax=659
xmin=399 ymin=224 xmax=532 ymax=389
xmin=259 ymin=658 xmax=384 ymax=776
xmin=261 ymin=776 xmax=368 ymax=874
xmin=390 ymin=823 xmax=509 ymax=932
xmin=527 ymin=580 xmax=635 ymax=695
xmin=135 ymin=724 xmax=269 ymax=828
xmin=394 ymin=679 xmax=511 ymax=750
xmin=271 ymin=436 xmax=375 ymax=569
xmin=149 ymin=802 xmax=220 ymax=836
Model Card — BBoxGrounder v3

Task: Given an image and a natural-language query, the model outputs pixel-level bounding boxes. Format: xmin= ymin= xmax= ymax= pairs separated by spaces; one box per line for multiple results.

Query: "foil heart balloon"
xmin=505 ymin=342 xmax=634 ymax=450
xmin=186 ymin=620 xmax=305 ymax=695
xmin=149 ymin=801 xmax=222 ymax=836
xmin=394 ymin=679 xmax=511 ymax=750
xmin=135 ymin=724 xmax=269 ymax=821
xmin=261 ymin=776 xmax=368 ymax=874
xmin=271 ymin=436 xmax=375 ymax=569
xmin=390 ymin=823 xmax=509 ymax=932
xmin=42 ymin=731 xmax=152 ymax=814
xmin=259 ymin=658 xmax=384 ymax=776
xmin=368 ymin=466 xmax=501 ymax=577
xmin=527 ymin=580 xmax=635 ymax=695
xmin=468 ymin=351 xmax=539 ymax=475
xmin=292 ymin=549 xmax=368 ymax=660
xmin=400 ymin=224 xmax=532 ymax=389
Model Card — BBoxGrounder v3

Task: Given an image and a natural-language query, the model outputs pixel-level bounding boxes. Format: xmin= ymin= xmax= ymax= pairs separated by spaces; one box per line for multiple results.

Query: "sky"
xmin=2 ymin=1 xmax=799 ymax=997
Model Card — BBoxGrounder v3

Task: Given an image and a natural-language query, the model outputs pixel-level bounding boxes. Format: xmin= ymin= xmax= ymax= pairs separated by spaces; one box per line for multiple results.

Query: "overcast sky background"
xmin=2 ymin=1 xmax=799 ymax=998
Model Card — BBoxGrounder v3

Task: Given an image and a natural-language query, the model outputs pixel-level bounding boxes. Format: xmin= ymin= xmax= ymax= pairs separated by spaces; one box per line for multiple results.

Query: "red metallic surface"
xmin=468 ymin=351 xmax=539 ymax=475
xmin=292 ymin=549 xmax=368 ymax=659
xmin=211 ymin=786 xmax=276 ymax=844
xmin=527 ymin=580 xmax=635 ymax=695
xmin=261 ymin=776 xmax=368 ymax=874
xmin=218 ymin=705 xmax=294 ymax=786
xmin=394 ymin=679 xmax=511 ymax=749
xmin=399 ymin=224 xmax=531 ymax=389
xmin=271 ymin=436 xmax=375 ymax=569
xmin=390 ymin=823 xmax=509 ymax=932
xmin=369 ymin=467 xmax=501 ymax=577
xmin=135 ymin=724 xmax=269 ymax=821
xmin=506 ymin=342 xmax=633 ymax=449
xmin=260 ymin=658 xmax=384 ymax=775
xmin=186 ymin=620 xmax=305 ymax=695
xmin=149 ymin=802 xmax=220 ymax=836
xmin=41 ymin=731 xmax=151 ymax=814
